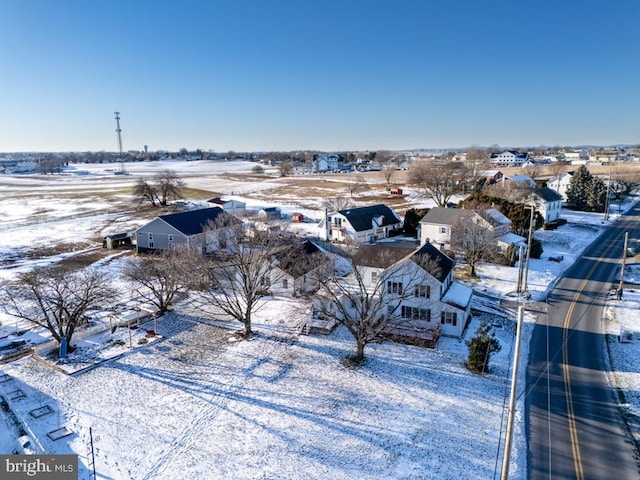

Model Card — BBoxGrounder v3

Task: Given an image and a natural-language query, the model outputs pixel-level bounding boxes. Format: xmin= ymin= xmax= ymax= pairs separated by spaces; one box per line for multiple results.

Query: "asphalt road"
xmin=526 ymin=205 xmax=640 ymax=479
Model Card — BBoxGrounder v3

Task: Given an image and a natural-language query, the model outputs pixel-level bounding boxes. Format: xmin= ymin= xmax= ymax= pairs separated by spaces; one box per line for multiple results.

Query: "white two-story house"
xmin=525 ymin=187 xmax=563 ymax=223
xmin=319 ymin=204 xmax=403 ymax=244
xmin=547 ymin=172 xmax=574 ymax=201
xmin=313 ymin=242 xmax=472 ymax=341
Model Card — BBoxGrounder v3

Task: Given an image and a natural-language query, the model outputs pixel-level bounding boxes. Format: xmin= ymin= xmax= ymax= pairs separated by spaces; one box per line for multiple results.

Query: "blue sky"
xmin=1 ymin=0 xmax=638 ymax=153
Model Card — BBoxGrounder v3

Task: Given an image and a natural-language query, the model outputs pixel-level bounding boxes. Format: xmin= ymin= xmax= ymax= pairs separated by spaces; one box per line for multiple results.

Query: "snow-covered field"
xmin=0 ymin=159 xmax=637 ymax=479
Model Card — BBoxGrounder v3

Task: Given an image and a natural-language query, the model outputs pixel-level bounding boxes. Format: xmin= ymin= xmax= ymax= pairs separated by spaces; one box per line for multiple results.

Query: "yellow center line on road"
xmin=562 ymin=279 xmax=588 ymax=480
xmin=560 ymin=240 xmax=616 ymax=480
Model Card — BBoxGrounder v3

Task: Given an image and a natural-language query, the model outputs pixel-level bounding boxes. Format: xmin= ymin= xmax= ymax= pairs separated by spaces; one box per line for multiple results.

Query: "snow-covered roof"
xmin=479 ymin=208 xmax=511 ymax=227
xmin=442 ymin=282 xmax=473 ymax=310
xmin=497 ymin=232 xmax=527 ymax=246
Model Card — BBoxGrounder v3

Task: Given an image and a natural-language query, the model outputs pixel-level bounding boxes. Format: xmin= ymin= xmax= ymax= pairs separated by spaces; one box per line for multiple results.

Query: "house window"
xmin=149 ymin=241 xmax=154 ymax=249
xmin=168 ymin=234 xmax=173 ymax=243
xmin=401 ymin=306 xmax=429 ymax=321
xmin=440 ymin=227 xmax=447 ymax=234
xmin=148 ymin=233 xmax=153 ymax=240
xmin=371 ymin=271 xmax=378 ymax=283
xmin=261 ymin=277 xmax=271 ymax=287
xmin=282 ymin=279 xmax=288 ymax=289
xmin=168 ymin=243 xmax=174 ymax=250
xmin=414 ymin=285 xmax=430 ymax=298
xmin=387 ymin=281 xmax=403 ymax=294
xmin=440 ymin=311 xmax=458 ymax=326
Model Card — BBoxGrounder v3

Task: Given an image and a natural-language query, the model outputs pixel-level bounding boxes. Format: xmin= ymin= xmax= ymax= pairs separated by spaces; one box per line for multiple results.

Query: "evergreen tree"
xmin=566 ymin=165 xmax=592 ymax=211
xmin=403 ymin=208 xmax=430 ymax=237
xmin=587 ymin=177 xmax=607 ymax=212
xmin=466 ymin=321 xmax=501 ymax=374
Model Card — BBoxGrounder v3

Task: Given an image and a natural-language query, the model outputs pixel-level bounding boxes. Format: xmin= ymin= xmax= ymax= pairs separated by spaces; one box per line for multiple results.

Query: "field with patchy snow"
xmin=0 ymin=159 xmax=638 ymax=479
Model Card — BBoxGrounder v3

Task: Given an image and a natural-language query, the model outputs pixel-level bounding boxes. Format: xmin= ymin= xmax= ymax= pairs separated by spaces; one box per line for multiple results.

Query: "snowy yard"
xmin=1 ymin=297 xmax=521 ymax=480
xmin=0 ymin=159 xmax=637 ymax=479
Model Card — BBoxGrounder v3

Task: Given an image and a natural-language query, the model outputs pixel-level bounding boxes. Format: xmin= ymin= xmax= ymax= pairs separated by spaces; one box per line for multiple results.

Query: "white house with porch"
xmin=312 ymin=242 xmax=472 ymax=341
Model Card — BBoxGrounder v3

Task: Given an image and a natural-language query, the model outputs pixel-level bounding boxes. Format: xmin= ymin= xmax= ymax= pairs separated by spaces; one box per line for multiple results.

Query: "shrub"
xmin=529 ymin=238 xmax=544 ymax=259
xmin=466 ymin=322 xmax=501 ymax=374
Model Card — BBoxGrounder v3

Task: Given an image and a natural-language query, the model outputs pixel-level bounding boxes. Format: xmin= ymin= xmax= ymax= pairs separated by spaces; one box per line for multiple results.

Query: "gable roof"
xmin=410 ymin=242 xmax=454 ymax=283
xmin=158 ymin=207 xmax=234 ymax=236
xmin=352 ymin=243 xmax=417 ymax=269
xmin=502 ymin=175 xmax=536 ymax=187
xmin=336 ymin=204 xmax=401 ymax=232
xmin=532 ymin=187 xmax=563 ymax=203
xmin=419 ymin=207 xmax=464 ymax=226
xmin=272 ymin=240 xmax=327 ymax=278
xmin=477 ymin=208 xmax=511 ymax=227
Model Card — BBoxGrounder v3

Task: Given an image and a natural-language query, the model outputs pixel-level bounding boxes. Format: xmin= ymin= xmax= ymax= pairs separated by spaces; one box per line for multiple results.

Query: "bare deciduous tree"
xmin=450 ymin=211 xmax=499 ymax=277
xmin=521 ymin=164 xmax=542 ymax=183
xmin=347 ymin=175 xmax=368 ymax=198
xmin=323 ymin=197 xmax=354 ymax=212
xmin=154 ymin=169 xmax=185 ymax=206
xmin=382 ymin=162 xmax=396 ymax=185
xmin=124 ymin=247 xmax=195 ymax=315
xmin=195 ymin=227 xmax=301 ymax=337
xmin=407 ymin=159 xmax=465 ymax=207
xmin=134 ymin=169 xmax=185 ymax=207
xmin=279 ymin=160 xmax=294 ymax=177
xmin=315 ymin=245 xmax=445 ymax=364
xmin=0 ymin=267 xmax=115 ymax=354
xmin=134 ymin=178 xmax=160 ymax=206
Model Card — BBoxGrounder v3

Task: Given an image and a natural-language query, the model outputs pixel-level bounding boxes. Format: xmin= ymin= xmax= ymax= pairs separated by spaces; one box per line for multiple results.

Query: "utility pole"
xmin=501 ymin=304 xmax=524 ymax=480
xmin=604 ymin=172 xmax=611 ymax=221
xmin=618 ymin=232 xmax=629 ymax=298
xmin=523 ymin=205 xmax=535 ymax=297
xmin=515 ymin=245 xmax=524 ymax=293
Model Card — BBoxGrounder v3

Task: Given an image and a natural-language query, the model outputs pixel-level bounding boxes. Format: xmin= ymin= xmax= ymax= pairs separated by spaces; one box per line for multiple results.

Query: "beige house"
xmin=418 ymin=207 xmax=525 ymax=254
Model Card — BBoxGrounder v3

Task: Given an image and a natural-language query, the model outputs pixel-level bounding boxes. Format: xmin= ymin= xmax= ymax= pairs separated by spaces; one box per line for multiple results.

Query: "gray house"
xmin=136 ymin=207 xmax=241 ymax=254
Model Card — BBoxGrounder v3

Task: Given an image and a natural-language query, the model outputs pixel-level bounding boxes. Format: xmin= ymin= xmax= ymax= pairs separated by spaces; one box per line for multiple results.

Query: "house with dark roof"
xmin=525 ymin=187 xmax=563 ymax=223
xmin=267 ymin=239 xmax=330 ymax=297
xmin=318 ymin=204 xmax=403 ymax=244
xmin=135 ymin=207 xmax=242 ymax=254
xmin=312 ymin=242 xmax=472 ymax=341
xmin=490 ymin=150 xmax=531 ymax=167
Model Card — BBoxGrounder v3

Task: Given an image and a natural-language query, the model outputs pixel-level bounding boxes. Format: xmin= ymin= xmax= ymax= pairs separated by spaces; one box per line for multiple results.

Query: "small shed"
xmin=390 ymin=187 xmax=403 ymax=195
xmin=292 ymin=212 xmax=304 ymax=222
xmin=103 ymin=233 xmax=133 ymax=250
